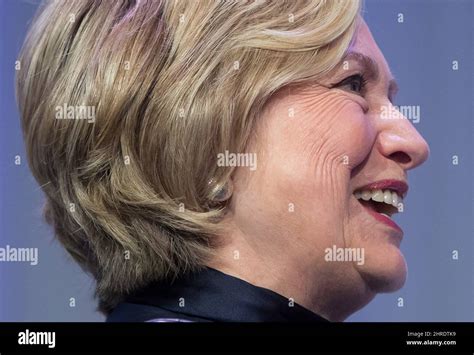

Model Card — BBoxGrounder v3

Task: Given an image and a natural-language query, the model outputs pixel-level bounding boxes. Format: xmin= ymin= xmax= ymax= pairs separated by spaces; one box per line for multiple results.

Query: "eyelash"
xmin=332 ymin=74 xmax=368 ymax=96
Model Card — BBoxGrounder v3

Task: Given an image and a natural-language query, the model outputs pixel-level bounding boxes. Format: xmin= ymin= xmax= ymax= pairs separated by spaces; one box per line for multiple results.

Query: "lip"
xmin=354 ymin=179 xmax=408 ymax=235
xmin=355 ymin=179 xmax=409 ymax=198
xmin=360 ymin=204 xmax=403 ymax=234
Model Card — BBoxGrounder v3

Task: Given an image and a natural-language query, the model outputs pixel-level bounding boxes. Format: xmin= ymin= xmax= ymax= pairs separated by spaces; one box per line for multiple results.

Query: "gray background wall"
xmin=0 ymin=0 xmax=472 ymax=321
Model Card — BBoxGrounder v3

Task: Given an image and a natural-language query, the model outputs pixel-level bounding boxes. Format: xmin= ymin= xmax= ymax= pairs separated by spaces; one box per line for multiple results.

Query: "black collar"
xmin=124 ymin=267 xmax=328 ymax=322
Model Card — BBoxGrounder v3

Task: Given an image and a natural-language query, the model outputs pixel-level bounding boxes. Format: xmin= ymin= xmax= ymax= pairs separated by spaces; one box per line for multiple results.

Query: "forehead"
xmin=350 ymin=19 xmax=392 ymax=79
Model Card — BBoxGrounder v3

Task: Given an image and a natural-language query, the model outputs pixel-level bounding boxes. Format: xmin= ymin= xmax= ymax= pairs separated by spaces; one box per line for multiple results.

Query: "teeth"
xmin=391 ymin=193 xmax=399 ymax=206
xmin=361 ymin=191 xmax=372 ymax=201
xmin=372 ymin=190 xmax=384 ymax=202
xmin=354 ymin=188 xmax=403 ymax=208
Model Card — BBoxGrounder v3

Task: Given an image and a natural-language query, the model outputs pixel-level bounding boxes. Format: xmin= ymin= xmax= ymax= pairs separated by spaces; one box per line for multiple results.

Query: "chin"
xmin=356 ymin=246 xmax=408 ymax=293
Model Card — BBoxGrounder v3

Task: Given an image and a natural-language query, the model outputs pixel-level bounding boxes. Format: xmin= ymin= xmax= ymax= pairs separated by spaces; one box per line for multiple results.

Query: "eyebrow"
xmin=343 ymin=51 xmax=399 ymax=102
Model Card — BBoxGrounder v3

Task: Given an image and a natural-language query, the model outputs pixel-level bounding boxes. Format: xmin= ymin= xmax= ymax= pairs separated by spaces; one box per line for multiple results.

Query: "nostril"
xmin=389 ymin=151 xmax=411 ymax=165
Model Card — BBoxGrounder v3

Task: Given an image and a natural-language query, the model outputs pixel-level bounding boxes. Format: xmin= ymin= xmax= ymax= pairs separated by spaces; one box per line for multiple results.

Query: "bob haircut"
xmin=16 ymin=0 xmax=360 ymax=313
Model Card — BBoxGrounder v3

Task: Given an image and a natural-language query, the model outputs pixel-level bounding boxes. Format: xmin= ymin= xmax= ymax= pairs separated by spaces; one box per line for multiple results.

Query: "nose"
xmin=376 ymin=104 xmax=430 ymax=170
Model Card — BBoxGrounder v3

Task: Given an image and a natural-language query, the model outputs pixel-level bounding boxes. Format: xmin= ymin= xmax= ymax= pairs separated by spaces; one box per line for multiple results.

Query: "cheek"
xmin=256 ymin=92 xmax=373 ymax=197
xmin=232 ymin=91 xmax=375 ymax=256
xmin=296 ymin=91 xmax=372 ymax=167
xmin=324 ymin=100 xmax=374 ymax=170
xmin=250 ymin=93 xmax=372 ymax=218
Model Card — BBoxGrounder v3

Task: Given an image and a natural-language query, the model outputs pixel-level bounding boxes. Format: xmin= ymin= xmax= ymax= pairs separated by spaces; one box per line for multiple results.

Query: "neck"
xmin=208 ymin=225 xmax=374 ymax=321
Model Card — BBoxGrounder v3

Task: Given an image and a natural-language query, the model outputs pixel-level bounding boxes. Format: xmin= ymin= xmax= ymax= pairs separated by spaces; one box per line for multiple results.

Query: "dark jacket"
xmin=106 ymin=267 xmax=328 ymax=322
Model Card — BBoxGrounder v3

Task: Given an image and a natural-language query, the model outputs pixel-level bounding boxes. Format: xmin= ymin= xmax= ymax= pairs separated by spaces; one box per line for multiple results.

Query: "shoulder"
xmin=106 ymin=302 xmax=211 ymax=323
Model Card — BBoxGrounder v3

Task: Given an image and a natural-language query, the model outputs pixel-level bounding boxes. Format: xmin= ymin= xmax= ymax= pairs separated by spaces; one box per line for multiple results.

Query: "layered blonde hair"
xmin=16 ymin=0 xmax=360 ymax=313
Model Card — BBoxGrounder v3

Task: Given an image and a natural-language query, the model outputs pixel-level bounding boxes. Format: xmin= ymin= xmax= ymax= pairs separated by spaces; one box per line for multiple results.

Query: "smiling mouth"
xmin=354 ymin=189 xmax=402 ymax=218
xmin=353 ymin=180 xmax=408 ymax=233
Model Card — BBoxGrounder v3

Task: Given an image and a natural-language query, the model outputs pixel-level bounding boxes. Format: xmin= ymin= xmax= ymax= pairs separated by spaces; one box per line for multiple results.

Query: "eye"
xmin=332 ymin=74 xmax=367 ymax=95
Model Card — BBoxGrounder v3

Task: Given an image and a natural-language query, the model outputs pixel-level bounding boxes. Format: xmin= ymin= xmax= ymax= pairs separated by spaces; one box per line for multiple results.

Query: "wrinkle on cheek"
xmin=303 ymin=95 xmax=372 ymax=171
xmin=285 ymin=91 xmax=353 ymax=217
xmin=293 ymin=90 xmax=366 ymax=245
xmin=315 ymin=150 xmax=350 ymax=215
xmin=296 ymin=90 xmax=362 ymax=157
xmin=295 ymin=91 xmax=360 ymax=172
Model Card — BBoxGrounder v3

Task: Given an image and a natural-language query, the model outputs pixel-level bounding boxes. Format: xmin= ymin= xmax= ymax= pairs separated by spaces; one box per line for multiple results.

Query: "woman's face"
xmin=226 ymin=19 xmax=429 ymax=320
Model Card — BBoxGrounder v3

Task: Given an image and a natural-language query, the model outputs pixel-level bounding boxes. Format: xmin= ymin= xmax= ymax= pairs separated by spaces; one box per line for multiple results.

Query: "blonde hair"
xmin=16 ymin=0 xmax=360 ymax=313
